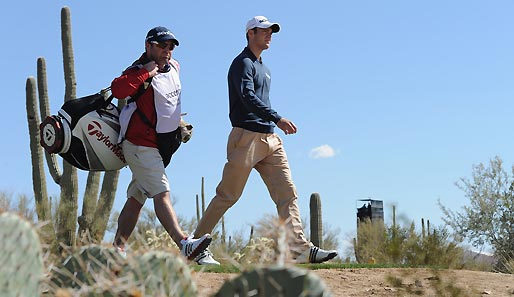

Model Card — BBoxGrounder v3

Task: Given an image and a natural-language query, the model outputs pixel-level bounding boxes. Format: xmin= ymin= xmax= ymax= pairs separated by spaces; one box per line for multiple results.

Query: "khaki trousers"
xmin=195 ymin=127 xmax=311 ymax=256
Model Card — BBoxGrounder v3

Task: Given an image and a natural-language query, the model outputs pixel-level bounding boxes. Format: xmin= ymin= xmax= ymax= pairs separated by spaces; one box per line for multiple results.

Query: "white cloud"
xmin=309 ymin=144 xmax=336 ymax=159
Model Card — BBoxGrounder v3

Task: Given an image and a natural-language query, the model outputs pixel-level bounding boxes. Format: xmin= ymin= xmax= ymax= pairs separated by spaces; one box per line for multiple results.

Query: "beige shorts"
xmin=122 ymin=140 xmax=169 ymax=204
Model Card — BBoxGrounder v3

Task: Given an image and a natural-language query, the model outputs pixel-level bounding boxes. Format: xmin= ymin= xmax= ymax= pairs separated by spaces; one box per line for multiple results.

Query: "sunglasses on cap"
xmin=151 ymin=41 xmax=176 ymax=50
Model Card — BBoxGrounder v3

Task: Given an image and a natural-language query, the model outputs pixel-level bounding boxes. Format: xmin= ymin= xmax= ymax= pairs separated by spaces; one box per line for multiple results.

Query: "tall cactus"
xmin=390 ymin=205 xmax=401 ymax=263
xmin=25 ymin=6 xmax=120 ymax=249
xmin=195 ymin=194 xmax=200 ymax=222
xmin=421 ymin=218 xmax=426 ymax=239
xmin=0 ymin=212 xmax=44 ymax=297
xmin=353 ymin=237 xmax=361 ymax=264
xmin=26 ymin=77 xmax=54 ymax=244
xmin=309 ymin=193 xmax=323 ymax=248
xmin=55 ymin=6 xmax=79 ymax=247
xmin=201 ymin=176 xmax=206 ymax=214
xmin=221 ymin=215 xmax=226 ymax=247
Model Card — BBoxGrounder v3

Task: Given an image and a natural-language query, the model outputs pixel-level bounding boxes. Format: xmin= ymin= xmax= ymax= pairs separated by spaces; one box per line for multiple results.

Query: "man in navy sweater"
xmin=193 ymin=16 xmax=338 ymax=265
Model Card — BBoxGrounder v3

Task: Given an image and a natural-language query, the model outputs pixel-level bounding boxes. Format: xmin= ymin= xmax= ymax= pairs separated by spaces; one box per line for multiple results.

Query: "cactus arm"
xmin=91 ymin=170 xmax=120 ymax=241
xmin=61 ymin=6 xmax=76 ymax=102
xmin=77 ymin=172 xmax=101 ymax=241
xmin=26 ymin=77 xmax=53 ymax=224
xmin=56 ymin=166 xmax=78 ymax=247
xmin=55 ymin=6 xmax=78 ymax=247
xmin=37 ymin=57 xmax=62 ymax=184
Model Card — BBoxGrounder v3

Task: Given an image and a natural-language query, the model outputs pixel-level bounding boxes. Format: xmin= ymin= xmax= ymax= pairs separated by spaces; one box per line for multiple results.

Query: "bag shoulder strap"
xmin=127 ymin=78 xmax=152 ymax=104
xmin=128 ymin=78 xmax=156 ymax=129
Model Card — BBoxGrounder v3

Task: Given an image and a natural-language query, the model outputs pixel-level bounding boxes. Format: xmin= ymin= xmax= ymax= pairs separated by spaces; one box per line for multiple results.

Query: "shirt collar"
xmin=244 ymin=47 xmax=262 ymax=63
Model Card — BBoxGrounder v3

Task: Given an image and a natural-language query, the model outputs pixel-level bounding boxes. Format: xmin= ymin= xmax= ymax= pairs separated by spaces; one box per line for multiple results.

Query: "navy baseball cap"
xmin=145 ymin=26 xmax=179 ymax=46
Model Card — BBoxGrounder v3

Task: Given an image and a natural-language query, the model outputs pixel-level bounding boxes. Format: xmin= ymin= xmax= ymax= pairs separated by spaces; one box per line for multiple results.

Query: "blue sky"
xmin=2 ymin=1 xmax=514 ymax=254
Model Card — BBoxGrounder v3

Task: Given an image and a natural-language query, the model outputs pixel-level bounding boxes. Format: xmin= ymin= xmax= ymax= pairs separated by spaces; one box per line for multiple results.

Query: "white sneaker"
xmin=180 ymin=234 xmax=212 ymax=260
xmin=296 ymin=246 xmax=338 ymax=264
xmin=194 ymin=248 xmax=220 ymax=265
xmin=113 ymin=244 xmax=127 ymax=259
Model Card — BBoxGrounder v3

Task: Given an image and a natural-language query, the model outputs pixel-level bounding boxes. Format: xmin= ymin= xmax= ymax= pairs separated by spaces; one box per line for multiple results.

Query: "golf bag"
xmin=39 ymin=90 xmax=126 ymax=171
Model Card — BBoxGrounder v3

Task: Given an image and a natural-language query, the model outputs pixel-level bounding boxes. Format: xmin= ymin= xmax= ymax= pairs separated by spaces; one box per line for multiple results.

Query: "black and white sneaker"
xmin=296 ymin=246 xmax=338 ymax=264
xmin=194 ymin=248 xmax=220 ymax=265
xmin=180 ymin=234 xmax=212 ymax=260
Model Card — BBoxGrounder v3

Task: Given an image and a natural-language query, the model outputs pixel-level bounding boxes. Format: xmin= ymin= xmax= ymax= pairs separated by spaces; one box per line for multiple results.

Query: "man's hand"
xmin=143 ymin=61 xmax=159 ymax=77
xmin=179 ymin=118 xmax=193 ymax=143
xmin=277 ymin=118 xmax=297 ymax=135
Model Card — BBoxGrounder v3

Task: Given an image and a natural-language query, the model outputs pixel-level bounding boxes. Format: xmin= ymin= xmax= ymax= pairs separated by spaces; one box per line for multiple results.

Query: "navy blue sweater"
xmin=228 ymin=47 xmax=281 ymax=133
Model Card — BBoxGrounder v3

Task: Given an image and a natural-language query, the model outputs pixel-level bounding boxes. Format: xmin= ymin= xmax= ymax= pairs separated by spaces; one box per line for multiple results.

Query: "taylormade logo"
xmin=87 ymin=121 xmax=125 ymax=162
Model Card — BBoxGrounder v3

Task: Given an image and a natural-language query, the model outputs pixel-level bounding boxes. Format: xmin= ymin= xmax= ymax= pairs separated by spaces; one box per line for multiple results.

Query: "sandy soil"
xmin=192 ymin=268 xmax=514 ymax=297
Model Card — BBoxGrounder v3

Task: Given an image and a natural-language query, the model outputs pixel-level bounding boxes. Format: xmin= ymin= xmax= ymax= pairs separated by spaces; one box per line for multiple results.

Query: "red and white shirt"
xmin=112 ymin=58 xmax=181 ymax=148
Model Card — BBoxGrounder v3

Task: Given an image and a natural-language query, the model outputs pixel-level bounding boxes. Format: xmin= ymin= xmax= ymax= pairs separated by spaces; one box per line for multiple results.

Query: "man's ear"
xmin=144 ymin=41 xmax=152 ymax=52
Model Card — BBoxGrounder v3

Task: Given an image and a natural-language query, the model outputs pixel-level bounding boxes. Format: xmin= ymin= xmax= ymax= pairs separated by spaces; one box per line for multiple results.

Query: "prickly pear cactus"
xmin=124 ymin=250 xmax=197 ymax=297
xmin=49 ymin=245 xmax=126 ymax=290
xmin=215 ymin=266 xmax=332 ymax=297
xmin=49 ymin=247 xmax=195 ymax=296
xmin=53 ymin=285 xmax=138 ymax=297
xmin=0 ymin=212 xmax=44 ymax=297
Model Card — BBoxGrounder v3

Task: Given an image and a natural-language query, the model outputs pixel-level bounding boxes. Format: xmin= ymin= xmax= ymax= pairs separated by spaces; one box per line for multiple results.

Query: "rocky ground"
xmin=192 ymin=267 xmax=514 ymax=296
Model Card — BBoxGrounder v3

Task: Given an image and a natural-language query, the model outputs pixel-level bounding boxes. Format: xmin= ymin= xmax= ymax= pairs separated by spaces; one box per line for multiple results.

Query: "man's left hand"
xmin=179 ymin=118 xmax=193 ymax=143
xmin=277 ymin=118 xmax=297 ymax=135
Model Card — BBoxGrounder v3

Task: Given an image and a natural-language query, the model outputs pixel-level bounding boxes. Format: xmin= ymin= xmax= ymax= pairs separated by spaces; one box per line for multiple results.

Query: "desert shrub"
xmin=354 ymin=218 xmax=387 ymax=263
xmin=0 ymin=191 xmax=36 ymax=221
xmin=495 ymin=250 xmax=514 ymax=274
xmin=440 ymin=157 xmax=514 ymax=273
xmin=232 ymin=237 xmax=276 ymax=265
xmin=354 ymin=212 xmax=463 ymax=267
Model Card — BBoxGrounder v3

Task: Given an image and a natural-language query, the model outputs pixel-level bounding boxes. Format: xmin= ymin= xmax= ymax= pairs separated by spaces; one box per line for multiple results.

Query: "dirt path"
xmin=192 ymin=268 xmax=514 ymax=296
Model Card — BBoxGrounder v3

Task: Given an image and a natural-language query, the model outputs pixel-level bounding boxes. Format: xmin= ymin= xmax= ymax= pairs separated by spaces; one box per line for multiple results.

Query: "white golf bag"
xmin=39 ymin=90 xmax=126 ymax=171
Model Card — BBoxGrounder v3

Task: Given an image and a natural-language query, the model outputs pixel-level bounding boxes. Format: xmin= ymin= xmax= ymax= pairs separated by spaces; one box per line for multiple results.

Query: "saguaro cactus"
xmin=0 ymin=212 xmax=44 ymax=296
xmin=195 ymin=194 xmax=200 ymax=222
xmin=54 ymin=6 xmax=79 ymax=247
xmin=309 ymin=192 xmax=323 ymax=248
xmin=201 ymin=176 xmax=206 ymax=213
xmin=25 ymin=6 xmax=120 ymax=248
xmin=422 ymin=218 xmax=426 ymax=239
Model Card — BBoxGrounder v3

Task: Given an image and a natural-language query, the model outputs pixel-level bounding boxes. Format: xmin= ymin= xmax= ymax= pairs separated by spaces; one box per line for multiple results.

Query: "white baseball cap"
xmin=245 ymin=16 xmax=280 ymax=33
